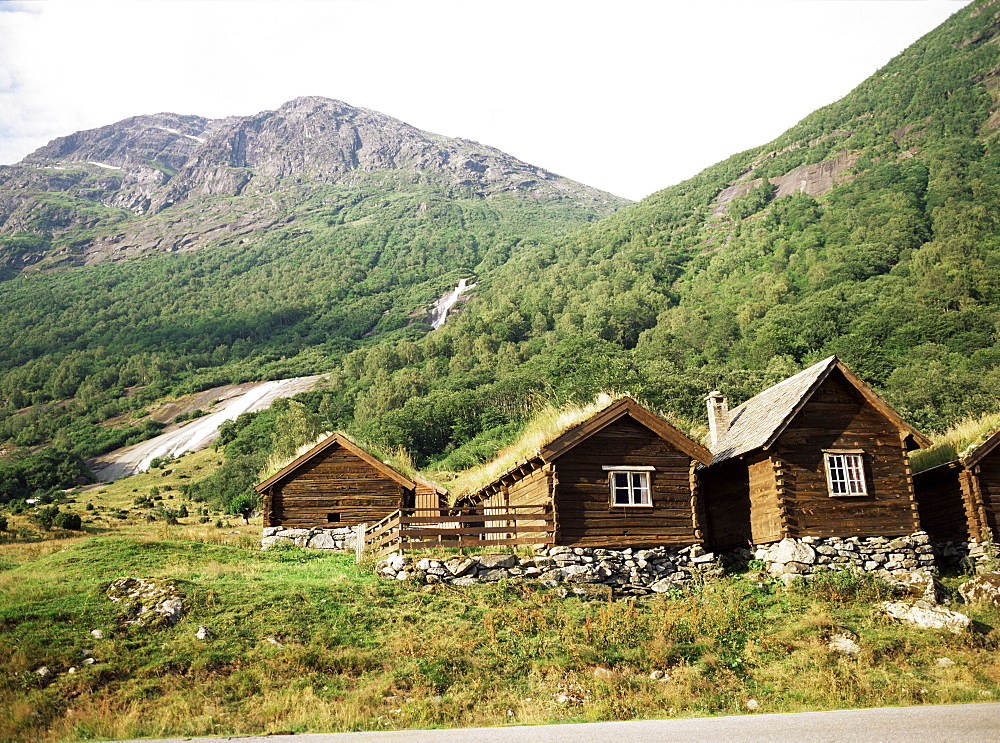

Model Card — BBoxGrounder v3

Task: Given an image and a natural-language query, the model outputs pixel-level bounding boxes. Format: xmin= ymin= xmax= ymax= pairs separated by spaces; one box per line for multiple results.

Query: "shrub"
xmin=31 ymin=505 xmax=60 ymax=530
xmin=0 ymin=514 xmax=7 ymax=532
xmin=53 ymin=511 xmax=82 ymax=531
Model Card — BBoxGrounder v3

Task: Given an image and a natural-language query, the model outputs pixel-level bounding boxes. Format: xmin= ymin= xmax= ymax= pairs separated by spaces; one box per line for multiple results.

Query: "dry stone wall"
xmin=261 ymin=526 xmax=357 ymax=551
xmin=376 ymin=544 xmax=722 ymax=596
xmin=753 ymin=532 xmax=936 ymax=581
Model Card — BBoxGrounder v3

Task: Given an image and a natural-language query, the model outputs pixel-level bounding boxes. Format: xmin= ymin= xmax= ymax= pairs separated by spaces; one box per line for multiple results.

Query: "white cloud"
xmin=0 ymin=0 xmax=972 ymax=200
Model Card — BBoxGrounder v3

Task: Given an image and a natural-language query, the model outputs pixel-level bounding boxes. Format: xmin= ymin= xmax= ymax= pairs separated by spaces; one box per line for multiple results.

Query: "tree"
xmin=228 ymin=492 xmax=260 ymax=524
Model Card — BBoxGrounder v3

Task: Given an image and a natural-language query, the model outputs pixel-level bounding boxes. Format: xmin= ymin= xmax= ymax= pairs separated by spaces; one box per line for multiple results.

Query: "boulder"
xmin=307 ymin=532 xmax=339 ymax=550
xmin=880 ymin=601 xmax=971 ymax=633
xmin=888 ymin=570 xmax=950 ymax=605
xmin=959 ymin=572 xmax=1000 ymax=607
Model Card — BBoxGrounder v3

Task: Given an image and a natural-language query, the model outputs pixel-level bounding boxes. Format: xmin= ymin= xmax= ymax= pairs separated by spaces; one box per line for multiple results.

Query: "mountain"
xmin=4 ymin=1 xmax=1000 ymax=506
xmin=0 ymin=95 xmax=625 ymax=268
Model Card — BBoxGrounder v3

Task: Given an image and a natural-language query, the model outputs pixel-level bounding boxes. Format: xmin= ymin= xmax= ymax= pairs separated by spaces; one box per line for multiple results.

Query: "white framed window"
xmin=603 ymin=466 xmax=654 ymax=507
xmin=824 ymin=451 xmax=867 ymax=496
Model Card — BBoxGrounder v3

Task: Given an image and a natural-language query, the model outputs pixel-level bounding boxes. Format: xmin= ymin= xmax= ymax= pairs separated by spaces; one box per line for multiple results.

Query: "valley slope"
xmin=4 ymin=1 xmax=1000 ymax=506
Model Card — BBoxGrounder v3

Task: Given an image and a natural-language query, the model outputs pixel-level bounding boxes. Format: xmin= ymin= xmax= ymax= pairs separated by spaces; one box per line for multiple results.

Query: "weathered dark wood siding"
xmin=913 ymin=464 xmax=972 ymax=543
xmin=773 ymin=371 xmax=919 ymax=539
xmin=266 ymin=445 xmax=407 ymax=528
xmin=552 ymin=417 xmax=699 ymax=548
xmin=973 ymin=456 xmax=1000 ymax=539
xmin=701 ymin=458 xmax=752 ymax=551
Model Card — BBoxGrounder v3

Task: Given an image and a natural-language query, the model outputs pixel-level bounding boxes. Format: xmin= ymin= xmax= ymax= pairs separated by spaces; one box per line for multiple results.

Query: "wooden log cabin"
xmin=255 ymin=433 xmax=445 ymax=529
xmin=701 ymin=356 xmax=930 ymax=551
xmin=464 ymin=397 xmax=713 ymax=549
xmin=912 ymin=430 xmax=1000 ymax=544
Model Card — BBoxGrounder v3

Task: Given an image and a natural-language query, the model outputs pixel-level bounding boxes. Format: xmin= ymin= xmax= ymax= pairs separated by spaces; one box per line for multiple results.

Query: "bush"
xmin=53 ymin=511 xmax=82 ymax=531
xmin=0 ymin=514 xmax=7 ymax=532
xmin=31 ymin=505 xmax=60 ymax=530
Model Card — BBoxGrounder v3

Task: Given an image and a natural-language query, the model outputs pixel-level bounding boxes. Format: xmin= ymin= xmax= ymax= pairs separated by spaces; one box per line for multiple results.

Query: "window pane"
xmin=826 ymin=453 xmax=866 ymax=495
xmin=609 ymin=470 xmax=651 ymax=505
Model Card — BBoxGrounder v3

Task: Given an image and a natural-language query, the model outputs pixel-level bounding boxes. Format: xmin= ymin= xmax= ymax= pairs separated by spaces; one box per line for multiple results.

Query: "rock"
xmin=82 ymin=657 xmax=96 ymax=666
xmin=158 ymin=597 xmax=184 ymax=625
xmin=746 ymin=699 xmax=760 ymax=710
xmin=889 ymin=570 xmax=950 ymax=605
xmin=937 ymin=657 xmax=956 ymax=668
xmin=959 ymin=573 xmax=1000 ymax=606
xmin=36 ymin=666 xmax=53 ymax=683
xmin=562 ymin=564 xmax=602 ymax=583
xmin=827 ymin=632 xmax=861 ymax=655
xmin=880 ymin=601 xmax=971 ymax=633
xmin=195 ymin=626 xmax=212 ymax=640
xmin=445 ymin=557 xmax=476 ymax=577
xmin=649 ymin=670 xmax=665 ymax=680
xmin=650 ymin=578 xmax=679 ymax=593
xmin=479 ymin=569 xmax=506 ymax=582
xmin=307 ymin=532 xmax=339 ymax=549
xmin=90 ymin=629 xmax=104 ymax=640
xmin=266 ymin=637 xmax=284 ymax=648
xmin=477 ymin=554 xmax=517 ymax=570
xmin=768 ymin=538 xmax=817 ymax=566
xmin=416 ymin=558 xmax=441 ymax=571
xmin=106 ymin=576 xmax=184 ymax=627
xmin=592 ymin=667 xmax=615 ymax=679
xmin=388 ymin=554 xmax=407 ymax=572
xmin=452 ymin=577 xmax=480 ymax=587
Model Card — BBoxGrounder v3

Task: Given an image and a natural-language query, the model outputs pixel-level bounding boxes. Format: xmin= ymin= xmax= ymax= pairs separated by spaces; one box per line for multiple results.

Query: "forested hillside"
xmin=4 ymin=1 xmax=1000 ymax=508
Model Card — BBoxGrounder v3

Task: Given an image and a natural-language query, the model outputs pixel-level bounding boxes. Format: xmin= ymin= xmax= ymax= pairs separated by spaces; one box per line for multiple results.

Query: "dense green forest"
xmin=3 ymin=1 xmax=1000 ymax=507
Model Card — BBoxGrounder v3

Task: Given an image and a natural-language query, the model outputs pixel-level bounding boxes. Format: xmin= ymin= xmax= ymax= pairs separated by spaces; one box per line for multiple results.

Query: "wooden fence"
xmin=363 ymin=505 xmax=554 ymax=558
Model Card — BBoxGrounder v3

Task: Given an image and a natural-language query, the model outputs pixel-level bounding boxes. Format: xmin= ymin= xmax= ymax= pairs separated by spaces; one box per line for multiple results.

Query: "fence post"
xmin=355 ymin=523 xmax=367 ymax=564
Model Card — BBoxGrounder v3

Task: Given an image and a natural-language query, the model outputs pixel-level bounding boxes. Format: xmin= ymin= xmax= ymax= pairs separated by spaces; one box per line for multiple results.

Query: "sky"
xmin=0 ymin=0 xmax=973 ymax=201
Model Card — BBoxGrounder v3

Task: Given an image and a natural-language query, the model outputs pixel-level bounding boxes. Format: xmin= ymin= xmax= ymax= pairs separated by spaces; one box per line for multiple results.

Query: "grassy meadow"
xmin=2 ymin=450 xmax=1000 ymax=742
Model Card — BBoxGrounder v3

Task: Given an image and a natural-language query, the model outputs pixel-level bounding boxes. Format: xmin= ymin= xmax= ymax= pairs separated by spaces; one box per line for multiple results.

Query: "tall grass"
xmin=1 ymin=533 xmax=999 ymax=742
xmin=910 ymin=411 xmax=1000 ymax=473
xmin=444 ymin=394 xmax=621 ymax=498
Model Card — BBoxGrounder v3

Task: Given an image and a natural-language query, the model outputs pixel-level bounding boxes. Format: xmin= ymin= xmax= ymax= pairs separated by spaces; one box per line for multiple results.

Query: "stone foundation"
xmin=261 ymin=526 xmax=356 ymax=551
xmin=934 ymin=539 xmax=1000 ymax=573
xmin=754 ymin=532 xmax=936 ymax=581
xmin=376 ymin=544 xmax=722 ymax=596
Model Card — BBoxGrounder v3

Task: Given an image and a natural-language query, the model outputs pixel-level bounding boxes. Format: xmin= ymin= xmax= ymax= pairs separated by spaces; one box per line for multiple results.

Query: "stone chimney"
xmin=706 ymin=391 xmax=730 ymax=451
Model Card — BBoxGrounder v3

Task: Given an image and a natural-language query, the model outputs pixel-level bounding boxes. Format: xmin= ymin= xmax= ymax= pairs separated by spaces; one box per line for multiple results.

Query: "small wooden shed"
xmin=256 ymin=433 xmax=444 ymax=529
xmin=912 ymin=430 xmax=1000 ymax=543
xmin=466 ymin=397 xmax=713 ymax=549
xmin=701 ymin=356 xmax=930 ymax=550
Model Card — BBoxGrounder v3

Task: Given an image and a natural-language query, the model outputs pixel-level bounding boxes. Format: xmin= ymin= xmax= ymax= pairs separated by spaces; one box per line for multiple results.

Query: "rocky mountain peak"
xmin=0 ymin=97 xmax=628 ymax=266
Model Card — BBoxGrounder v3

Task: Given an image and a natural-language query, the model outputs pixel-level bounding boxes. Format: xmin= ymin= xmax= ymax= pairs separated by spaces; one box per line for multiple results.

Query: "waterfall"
xmin=429 ymin=277 xmax=476 ymax=329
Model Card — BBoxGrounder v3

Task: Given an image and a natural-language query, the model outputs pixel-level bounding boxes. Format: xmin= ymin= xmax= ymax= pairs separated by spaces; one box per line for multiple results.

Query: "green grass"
xmin=1 ymin=526 xmax=1000 ymax=742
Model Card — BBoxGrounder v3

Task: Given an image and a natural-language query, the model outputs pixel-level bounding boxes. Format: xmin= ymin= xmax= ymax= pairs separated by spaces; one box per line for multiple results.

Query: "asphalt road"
xmin=110 ymin=702 xmax=1000 ymax=743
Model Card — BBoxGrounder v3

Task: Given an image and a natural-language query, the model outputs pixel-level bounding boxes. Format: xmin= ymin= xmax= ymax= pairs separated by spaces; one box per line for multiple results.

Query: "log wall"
xmin=773 ymin=371 xmax=919 ymax=539
xmin=700 ymin=458 xmax=752 ymax=551
xmin=266 ymin=445 xmax=408 ymax=528
xmin=913 ymin=464 xmax=973 ymax=543
xmin=973 ymin=455 xmax=1000 ymax=538
xmin=552 ymin=417 xmax=699 ymax=548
